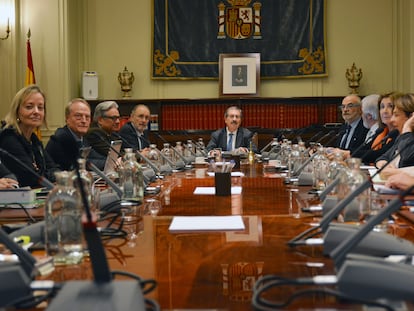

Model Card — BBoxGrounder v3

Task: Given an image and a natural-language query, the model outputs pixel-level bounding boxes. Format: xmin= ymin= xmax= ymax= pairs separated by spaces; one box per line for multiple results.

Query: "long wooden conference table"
xmin=3 ymin=162 xmax=414 ymax=310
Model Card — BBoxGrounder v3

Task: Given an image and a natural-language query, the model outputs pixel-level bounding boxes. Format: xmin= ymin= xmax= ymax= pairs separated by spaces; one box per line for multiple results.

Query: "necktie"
xmin=340 ymin=125 xmax=351 ymax=149
xmin=137 ymin=135 xmax=142 ymax=150
xmin=227 ymin=133 xmax=234 ymax=151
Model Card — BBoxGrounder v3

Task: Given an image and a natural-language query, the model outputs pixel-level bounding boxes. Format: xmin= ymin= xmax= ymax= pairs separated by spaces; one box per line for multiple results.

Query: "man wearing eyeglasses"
xmin=334 ymin=94 xmax=368 ymax=153
xmin=85 ymin=101 xmax=121 ymax=164
xmin=119 ymin=104 xmax=151 ymax=153
xmin=46 ymin=98 xmax=99 ymax=170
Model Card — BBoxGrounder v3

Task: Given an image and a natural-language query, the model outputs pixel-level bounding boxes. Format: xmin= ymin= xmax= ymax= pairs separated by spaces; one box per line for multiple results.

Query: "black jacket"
xmin=375 ymin=132 xmax=414 ymax=168
xmin=206 ymin=127 xmax=257 ymax=153
xmin=46 ymin=125 xmax=106 ymax=171
xmin=335 ymin=118 xmax=369 ymax=154
xmin=119 ymin=122 xmax=150 ymax=151
xmin=0 ymin=128 xmax=59 ymax=188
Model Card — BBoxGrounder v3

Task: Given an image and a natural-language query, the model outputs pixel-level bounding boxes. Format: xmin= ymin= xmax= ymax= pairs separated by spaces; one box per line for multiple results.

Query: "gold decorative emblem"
xmin=218 ymin=0 xmax=262 ymax=40
xmin=153 ymin=49 xmax=182 ymax=77
xmin=345 ymin=62 xmax=363 ymax=94
xmin=298 ymin=46 xmax=325 ymax=74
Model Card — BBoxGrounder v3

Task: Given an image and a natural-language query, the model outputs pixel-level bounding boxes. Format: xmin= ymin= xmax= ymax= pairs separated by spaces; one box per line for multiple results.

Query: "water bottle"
xmin=312 ymin=146 xmax=329 ymax=191
xmin=196 ymin=138 xmax=206 ymax=156
xmin=44 ymin=171 xmax=83 ymax=265
xmin=119 ymin=148 xmax=144 ymax=203
xmin=148 ymin=144 xmax=162 ymax=172
xmin=341 ymin=157 xmax=369 ymax=222
xmin=184 ymin=139 xmax=194 ymax=158
xmin=161 ymin=142 xmax=174 ymax=166
xmin=175 ymin=141 xmax=184 ymax=162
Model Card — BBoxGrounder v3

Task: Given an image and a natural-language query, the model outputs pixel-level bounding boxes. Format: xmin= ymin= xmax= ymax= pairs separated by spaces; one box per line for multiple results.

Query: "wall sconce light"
xmin=0 ymin=18 xmax=10 ymax=40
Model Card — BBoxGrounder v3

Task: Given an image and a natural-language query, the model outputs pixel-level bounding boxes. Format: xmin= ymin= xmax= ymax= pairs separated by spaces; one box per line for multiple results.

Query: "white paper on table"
xmin=193 ymin=186 xmax=242 ymax=195
xmin=169 ymin=215 xmax=245 ymax=232
xmin=207 ymin=172 xmax=244 ymax=177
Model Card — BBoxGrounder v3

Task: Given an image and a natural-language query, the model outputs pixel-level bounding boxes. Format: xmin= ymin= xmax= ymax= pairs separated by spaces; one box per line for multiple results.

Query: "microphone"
xmin=97 ymin=132 xmax=162 ymax=176
xmin=287 ymin=141 xmax=413 ymax=247
xmin=46 ymin=165 xmax=149 ymax=311
xmin=314 ymin=130 xmax=336 ymax=145
xmin=181 ymin=130 xmax=208 ymax=157
xmin=155 ymin=132 xmax=192 ymax=167
xmin=350 ymin=127 xmax=384 ymax=157
xmin=0 ymin=227 xmax=39 ymax=308
xmin=260 ymin=137 xmax=278 ymax=154
xmin=87 ymin=161 xmax=123 ymax=198
xmin=331 ymin=184 xmax=414 ymax=268
xmin=112 ymin=132 xmax=174 ymax=174
xmin=323 ymin=129 xmax=344 ymax=147
xmin=0 ymin=148 xmax=54 ymax=190
xmin=140 ymin=133 xmax=185 ymax=170
xmin=304 ymin=129 xmax=326 ymax=146
xmin=284 ymin=152 xmax=317 ymax=185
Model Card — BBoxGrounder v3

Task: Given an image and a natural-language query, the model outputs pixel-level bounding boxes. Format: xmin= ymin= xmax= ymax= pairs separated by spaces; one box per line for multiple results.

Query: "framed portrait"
xmin=219 ymin=53 xmax=260 ymax=97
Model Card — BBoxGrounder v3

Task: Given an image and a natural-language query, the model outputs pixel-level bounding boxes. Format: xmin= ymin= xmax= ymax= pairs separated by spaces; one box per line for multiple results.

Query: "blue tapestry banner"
xmin=152 ymin=0 xmax=326 ymax=79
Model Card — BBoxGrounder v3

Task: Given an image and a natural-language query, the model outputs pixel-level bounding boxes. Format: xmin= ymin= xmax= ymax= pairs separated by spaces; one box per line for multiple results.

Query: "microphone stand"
xmin=260 ymin=137 xmax=277 ymax=153
xmin=287 ymin=141 xmax=412 ymax=247
xmin=331 ymin=184 xmax=414 ymax=269
xmin=154 ymin=132 xmax=192 ymax=167
xmin=112 ymin=133 xmax=164 ymax=175
xmin=0 ymin=148 xmax=54 ymax=189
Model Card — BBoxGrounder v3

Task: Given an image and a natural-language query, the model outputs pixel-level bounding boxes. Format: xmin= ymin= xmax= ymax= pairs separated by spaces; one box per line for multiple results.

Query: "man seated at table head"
xmin=46 ymin=98 xmax=99 ymax=170
xmin=119 ymin=104 xmax=151 ymax=155
xmin=206 ymin=106 xmax=257 ymax=156
xmin=335 ymin=94 xmax=368 ymax=153
xmin=85 ymin=101 xmax=121 ymax=158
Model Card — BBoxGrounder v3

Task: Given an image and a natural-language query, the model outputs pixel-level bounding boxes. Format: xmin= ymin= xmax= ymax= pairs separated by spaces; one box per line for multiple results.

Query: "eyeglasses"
xmin=102 ymin=115 xmax=121 ymax=121
xmin=338 ymin=103 xmax=361 ymax=110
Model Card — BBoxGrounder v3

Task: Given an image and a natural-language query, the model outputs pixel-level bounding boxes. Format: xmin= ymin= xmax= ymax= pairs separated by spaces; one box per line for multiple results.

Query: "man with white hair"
xmin=361 ymin=94 xmax=381 ymax=144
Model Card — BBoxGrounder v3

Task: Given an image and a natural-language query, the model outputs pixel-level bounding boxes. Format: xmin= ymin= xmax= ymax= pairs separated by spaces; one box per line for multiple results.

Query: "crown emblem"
xmin=227 ymin=0 xmax=252 ymax=6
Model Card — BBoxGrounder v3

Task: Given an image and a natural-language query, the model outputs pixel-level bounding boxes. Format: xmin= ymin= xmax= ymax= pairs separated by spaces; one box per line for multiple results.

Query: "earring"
xmin=17 ymin=118 xmax=20 ymax=123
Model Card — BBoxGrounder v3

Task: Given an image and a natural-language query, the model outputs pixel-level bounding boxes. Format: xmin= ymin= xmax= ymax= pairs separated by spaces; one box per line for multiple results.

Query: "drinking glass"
xmin=145 ymin=199 xmax=161 ymax=216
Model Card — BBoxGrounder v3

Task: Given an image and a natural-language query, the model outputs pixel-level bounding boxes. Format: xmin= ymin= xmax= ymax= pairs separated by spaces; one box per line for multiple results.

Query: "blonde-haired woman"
xmin=0 ymin=85 xmax=58 ymax=188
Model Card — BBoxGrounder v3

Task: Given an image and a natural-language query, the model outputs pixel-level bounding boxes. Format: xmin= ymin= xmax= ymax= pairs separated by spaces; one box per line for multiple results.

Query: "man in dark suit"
xmin=119 ymin=104 xmax=151 ymax=154
xmin=85 ymin=101 xmax=121 ymax=162
xmin=46 ymin=98 xmax=106 ymax=170
xmin=206 ymin=106 xmax=257 ymax=154
xmin=335 ymin=94 xmax=368 ymax=154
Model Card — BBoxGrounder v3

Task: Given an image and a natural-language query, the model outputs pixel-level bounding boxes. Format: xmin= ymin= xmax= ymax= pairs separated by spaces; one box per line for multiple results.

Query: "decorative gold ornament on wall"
xmin=345 ymin=63 xmax=363 ymax=94
xmin=118 ymin=66 xmax=135 ymax=98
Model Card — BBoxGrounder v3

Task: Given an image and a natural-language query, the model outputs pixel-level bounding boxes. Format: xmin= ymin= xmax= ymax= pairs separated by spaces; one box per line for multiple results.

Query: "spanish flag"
xmin=25 ymin=29 xmax=35 ymax=86
xmin=25 ymin=29 xmax=41 ymax=139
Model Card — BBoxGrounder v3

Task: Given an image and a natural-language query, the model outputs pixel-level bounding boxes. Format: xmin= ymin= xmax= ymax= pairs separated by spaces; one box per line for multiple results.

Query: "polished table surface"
xmin=3 ymin=162 xmax=414 ymax=310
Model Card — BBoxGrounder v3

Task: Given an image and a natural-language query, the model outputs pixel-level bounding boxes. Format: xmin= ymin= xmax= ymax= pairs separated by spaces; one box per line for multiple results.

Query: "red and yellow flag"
xmin=25 ymin=29 xmax=41 ymax=139
xmin=25 ymin=30 xmax=36 ymax=86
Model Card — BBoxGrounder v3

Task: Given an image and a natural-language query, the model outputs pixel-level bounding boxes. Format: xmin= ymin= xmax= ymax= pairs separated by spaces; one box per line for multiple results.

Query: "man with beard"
xmin=335 ymin=94 xmax=369 ymax=154
xmin=206 ymin=106 xmax=257 ymax=155
xmin=119 ymin=104 xmax=151 ymax=155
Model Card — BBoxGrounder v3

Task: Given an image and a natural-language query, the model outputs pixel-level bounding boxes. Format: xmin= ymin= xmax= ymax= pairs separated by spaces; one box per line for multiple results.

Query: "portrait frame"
xmin=219 ymin=53 xmax=260 ymax=97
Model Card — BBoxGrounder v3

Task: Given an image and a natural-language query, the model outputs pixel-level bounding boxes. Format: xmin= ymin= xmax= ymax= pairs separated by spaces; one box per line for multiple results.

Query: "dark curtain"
xmin=153 ymin=0 xmax=326 ymax=79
